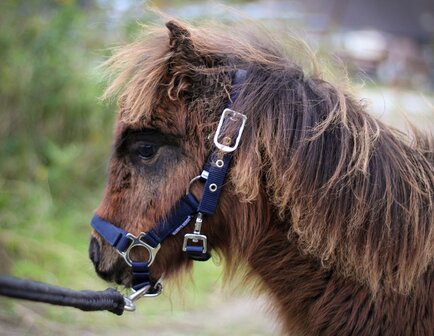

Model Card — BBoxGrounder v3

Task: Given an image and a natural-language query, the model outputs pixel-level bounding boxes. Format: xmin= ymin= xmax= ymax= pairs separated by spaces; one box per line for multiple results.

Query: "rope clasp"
xmin=123 ymin=281 xmax=163 ymax=312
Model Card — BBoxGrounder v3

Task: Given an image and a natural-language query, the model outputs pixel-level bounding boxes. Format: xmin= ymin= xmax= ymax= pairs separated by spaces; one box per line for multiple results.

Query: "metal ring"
xmin=120 ymin=233 xmax=161 ymax=267
xmin=186 ymin=175 xmax=201 ymax=195
xmin=209 ymin=183 xmax=218 ymax=192
xmin=215 ymin=159 xmax=224 ymax=168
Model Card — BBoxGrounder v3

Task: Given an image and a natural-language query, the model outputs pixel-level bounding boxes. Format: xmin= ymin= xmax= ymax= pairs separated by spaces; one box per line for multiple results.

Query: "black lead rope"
xmin=0 ymin=275 xmax=125 ymax=315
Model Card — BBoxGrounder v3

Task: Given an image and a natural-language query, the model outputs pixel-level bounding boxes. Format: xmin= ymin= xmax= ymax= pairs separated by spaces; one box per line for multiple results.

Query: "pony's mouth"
xmin=89 ymin=237 xmax=132 ymax=287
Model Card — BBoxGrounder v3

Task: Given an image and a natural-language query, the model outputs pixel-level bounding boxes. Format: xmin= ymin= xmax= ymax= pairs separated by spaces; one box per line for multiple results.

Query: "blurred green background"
xmin=0 ymin=1 xmax=432 ymax=335
xmin=0 ymin=2 xmax=272 ymax=335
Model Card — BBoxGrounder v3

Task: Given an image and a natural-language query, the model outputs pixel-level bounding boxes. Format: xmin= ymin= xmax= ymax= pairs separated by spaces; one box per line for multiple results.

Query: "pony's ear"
xmin=164 ymin=20 xmax=228 ymax=103
xmin=165 ymin=20 xmax=194 ymax=53
xmin=164 ymin=20 xmax=212 ymax=100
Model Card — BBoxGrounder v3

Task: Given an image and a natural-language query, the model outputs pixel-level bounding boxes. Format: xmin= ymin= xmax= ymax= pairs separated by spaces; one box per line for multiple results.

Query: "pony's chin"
xmin=93 ymin=260 xmax=133 ymax=287
xmin=112 ymin=270 xmax=133 ymax=287
xmin=96 ymin=269 xmax=132 ymax=288
xmin=95 ymin=264 xmax=164 ymax=289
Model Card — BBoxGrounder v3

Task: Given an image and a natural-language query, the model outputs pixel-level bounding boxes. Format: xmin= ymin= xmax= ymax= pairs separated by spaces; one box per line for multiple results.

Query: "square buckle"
xmin=182 ymin=233 xmax=208 ymax=254
xmin=213 ymin=108 xmax=247 ymax=153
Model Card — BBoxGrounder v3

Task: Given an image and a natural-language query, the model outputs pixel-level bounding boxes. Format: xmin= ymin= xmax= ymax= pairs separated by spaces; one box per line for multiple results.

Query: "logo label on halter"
xmin=171 ymin=215 xmax=193 ymax=235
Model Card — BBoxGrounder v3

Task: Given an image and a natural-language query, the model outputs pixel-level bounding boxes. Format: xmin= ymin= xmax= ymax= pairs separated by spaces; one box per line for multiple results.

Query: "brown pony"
xmin=89 ymin=19 xmax=434 ymax=335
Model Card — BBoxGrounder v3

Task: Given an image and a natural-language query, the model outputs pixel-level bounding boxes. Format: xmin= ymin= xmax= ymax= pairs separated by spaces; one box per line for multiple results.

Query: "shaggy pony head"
xmin=89 ymin=19 xmax=434 ymax=296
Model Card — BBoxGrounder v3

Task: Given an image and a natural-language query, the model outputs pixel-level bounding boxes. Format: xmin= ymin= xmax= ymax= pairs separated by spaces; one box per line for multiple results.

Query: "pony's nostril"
xmin=89 ymin=237 xmax=101 ymax=267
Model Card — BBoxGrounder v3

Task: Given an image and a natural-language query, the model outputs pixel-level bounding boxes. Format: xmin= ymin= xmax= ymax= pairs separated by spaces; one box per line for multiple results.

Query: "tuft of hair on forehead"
xmin=100 ymin=25 xmax=171 ymax=124
xmin=99 ymin=18 xmax=323 ymax=125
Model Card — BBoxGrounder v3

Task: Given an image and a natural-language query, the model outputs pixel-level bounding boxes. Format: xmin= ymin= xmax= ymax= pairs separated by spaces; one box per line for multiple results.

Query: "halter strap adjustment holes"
xmin=209 ymin=183 xmax=218 ymax=192
xmin=215 ymin=159 xmax=224 ymax=168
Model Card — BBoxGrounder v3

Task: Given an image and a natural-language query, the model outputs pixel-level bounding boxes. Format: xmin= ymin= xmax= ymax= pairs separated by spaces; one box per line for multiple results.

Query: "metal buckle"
xmin=213 ymin=108 xmax=247 ymax=153
xmin=182 ymin=233 xmax=208 ymax=254
xmin=118 ymin=232 xmax=161 ymax=267
xmin=182 ymin=212 xmax=208 ymax=254
xmin=123 ymin=282 xmax=163 ymax=312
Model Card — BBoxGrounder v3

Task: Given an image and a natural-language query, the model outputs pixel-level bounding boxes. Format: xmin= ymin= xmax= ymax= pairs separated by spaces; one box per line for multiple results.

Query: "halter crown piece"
xmin=90 ymin=70 xmax=247 ymax=311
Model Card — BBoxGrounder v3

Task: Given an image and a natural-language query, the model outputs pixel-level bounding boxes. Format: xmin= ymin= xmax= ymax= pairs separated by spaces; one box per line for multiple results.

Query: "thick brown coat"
xmin=91 ymin=20 xmax=434 ymax=335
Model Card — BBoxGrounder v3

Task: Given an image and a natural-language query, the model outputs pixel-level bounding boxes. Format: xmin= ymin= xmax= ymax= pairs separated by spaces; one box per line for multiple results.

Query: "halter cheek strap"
xmin=90 ymin=69 xmax=247 ymax=299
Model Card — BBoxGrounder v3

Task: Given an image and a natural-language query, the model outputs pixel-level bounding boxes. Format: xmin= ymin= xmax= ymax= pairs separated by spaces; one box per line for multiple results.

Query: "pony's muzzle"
xmin=88 ymin=235 xmax=134 ymax=286
xmin=89 ymin=237 xmax=101 ymax=268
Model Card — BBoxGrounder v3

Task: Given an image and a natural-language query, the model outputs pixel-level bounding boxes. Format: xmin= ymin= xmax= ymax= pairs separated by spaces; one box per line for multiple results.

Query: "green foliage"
xmin=0 ymin=3 xmax=229 ymax=334
xmin=0 ymin=1 xmax=112 ymax=181
xmin=0 ymin=0 xmax=113 ymax=273
xmin=0 ymin=0 xmax=117 ymax=298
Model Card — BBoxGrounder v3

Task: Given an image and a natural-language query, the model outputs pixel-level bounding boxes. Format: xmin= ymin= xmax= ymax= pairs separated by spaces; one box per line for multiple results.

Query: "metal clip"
xmin=123 ymin=282 xmax=163 ymax=312
xmin=182 ymin=213 xmax=208 ymax=253
xmin=213 ymin=108 xmax=247 ymax=153
xmin=117 ymin=232 xmax=161 ymax=267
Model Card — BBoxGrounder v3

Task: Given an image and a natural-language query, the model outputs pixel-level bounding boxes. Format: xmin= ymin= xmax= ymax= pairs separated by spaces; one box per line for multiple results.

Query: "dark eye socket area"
xmin=134 ymin=142 xmax=159 ymax=160
xmin=115 ymin=128 xmax=180 ymax=163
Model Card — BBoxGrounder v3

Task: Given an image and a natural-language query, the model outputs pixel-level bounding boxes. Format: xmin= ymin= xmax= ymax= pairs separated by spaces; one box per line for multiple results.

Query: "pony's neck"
xmin=246 ymin=223 xmax=331 ymax=334
xmin=231 ymin=70 xmax=433 ymax=295
xmin=226 ymin=70 xmax=433 ymax=332
xmin=245 ymin=217 xmax=434 ymax=335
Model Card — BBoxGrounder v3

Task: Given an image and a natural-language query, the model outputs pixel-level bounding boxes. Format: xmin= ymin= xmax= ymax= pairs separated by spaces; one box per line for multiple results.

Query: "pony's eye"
xmin=137 ymin=144 xmax=158 ymax=160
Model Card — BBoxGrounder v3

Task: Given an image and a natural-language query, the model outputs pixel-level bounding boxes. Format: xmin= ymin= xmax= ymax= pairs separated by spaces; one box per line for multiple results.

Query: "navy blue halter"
xmin=91 ymin=70 xmax=247 ymax=293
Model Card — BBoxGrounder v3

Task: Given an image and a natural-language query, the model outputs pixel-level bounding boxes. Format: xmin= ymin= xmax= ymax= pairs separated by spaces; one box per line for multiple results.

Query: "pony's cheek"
xmin=150 ymin=237 xmax=193 ymax=280
xmin=189 ymin=183 xmax=204 ymax=205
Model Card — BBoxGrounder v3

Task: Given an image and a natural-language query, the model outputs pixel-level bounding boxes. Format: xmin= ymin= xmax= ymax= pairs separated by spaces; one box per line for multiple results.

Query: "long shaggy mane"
xmin=102 ymin=18 xmax=434 ymax=296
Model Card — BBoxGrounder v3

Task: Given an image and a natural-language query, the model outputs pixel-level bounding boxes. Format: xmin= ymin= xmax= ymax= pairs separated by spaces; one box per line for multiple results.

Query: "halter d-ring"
xmin=186 ymin=170 xmax=209 ymax=195
xmin=117 ymin=232 xmax=161 ymax=267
